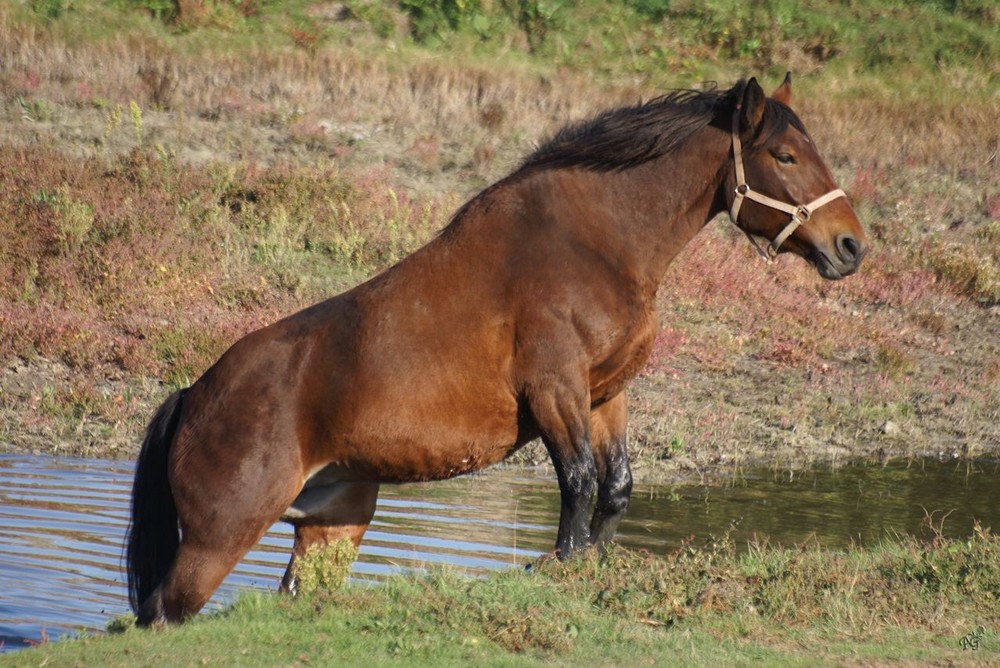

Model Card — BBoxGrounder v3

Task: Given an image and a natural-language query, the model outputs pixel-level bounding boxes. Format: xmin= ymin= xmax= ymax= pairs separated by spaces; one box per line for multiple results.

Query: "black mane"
xmin=521 ymin=80 xmax=806 ymax=173
xmin=440 ymin=79 xmax=808 ymax=238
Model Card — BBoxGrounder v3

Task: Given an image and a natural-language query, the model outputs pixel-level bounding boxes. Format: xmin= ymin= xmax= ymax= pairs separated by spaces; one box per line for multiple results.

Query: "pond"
xmin=1 ymin=454 xmax=997 ymax=652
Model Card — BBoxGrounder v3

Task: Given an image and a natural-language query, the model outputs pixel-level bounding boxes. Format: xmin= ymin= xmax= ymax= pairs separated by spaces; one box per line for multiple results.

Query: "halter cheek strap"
xmin=729 ymin=110 xmax=846 ymax=263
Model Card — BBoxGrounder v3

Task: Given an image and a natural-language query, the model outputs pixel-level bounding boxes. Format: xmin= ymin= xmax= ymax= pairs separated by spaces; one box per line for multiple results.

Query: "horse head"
xmin=727 ymin=74 xmax=867 ymax=280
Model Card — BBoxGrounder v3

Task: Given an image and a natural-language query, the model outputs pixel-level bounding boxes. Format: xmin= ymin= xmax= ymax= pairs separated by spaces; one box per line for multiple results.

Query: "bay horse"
xmin=126 ymin=74 xmax=867 ymax=625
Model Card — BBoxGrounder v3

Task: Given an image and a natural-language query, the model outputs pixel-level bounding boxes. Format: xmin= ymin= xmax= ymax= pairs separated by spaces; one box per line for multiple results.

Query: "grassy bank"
xmin=0 ymin=1 xmax=998 ymax=476
xmin=9 ymin=531 xmax=1000 ymax=665
xmin=4 ymin=2 xmax=999 ymax=663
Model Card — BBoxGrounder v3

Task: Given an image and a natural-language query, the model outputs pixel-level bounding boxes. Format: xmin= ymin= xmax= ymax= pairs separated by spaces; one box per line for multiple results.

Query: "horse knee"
xmin=560 ymin=450 xmax=597 ymax=499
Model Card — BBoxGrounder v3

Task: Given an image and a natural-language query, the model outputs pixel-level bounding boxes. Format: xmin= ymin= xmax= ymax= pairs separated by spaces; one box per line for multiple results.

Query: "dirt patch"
xmin=0 ymin=356 xmax=164 ymax=459
xmin=2 ymin=6 xmax=998 ymax=484
xmin=4 ymin=288 xmax=998 ymax=484
xmin=3 ymin=133 xmax=998 ymax=483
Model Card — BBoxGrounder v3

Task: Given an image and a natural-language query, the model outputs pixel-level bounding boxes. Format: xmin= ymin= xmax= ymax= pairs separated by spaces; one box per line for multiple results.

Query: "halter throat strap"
xmin=728 ymin=110 xmax=846 ymax=263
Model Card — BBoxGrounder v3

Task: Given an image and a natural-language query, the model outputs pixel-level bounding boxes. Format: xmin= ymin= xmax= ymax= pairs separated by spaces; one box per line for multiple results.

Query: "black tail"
xmin=126 ymin=389 xmax=185 ymax=614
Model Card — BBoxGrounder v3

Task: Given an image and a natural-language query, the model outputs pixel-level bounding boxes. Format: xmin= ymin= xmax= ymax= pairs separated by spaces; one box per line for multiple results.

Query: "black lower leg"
xmin=551 ymin=446 xmax=596 ymax=559
xmin=590 ymin=445 xmax=632 ymax=549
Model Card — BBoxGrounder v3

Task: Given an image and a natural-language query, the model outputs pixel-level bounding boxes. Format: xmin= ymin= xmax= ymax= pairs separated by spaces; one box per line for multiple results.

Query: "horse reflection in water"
xmin=127 ymin=75 xmax=867 ymax=625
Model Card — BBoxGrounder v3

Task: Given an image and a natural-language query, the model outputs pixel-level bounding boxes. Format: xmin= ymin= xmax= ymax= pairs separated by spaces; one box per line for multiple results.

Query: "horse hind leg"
xmin=589 ymin=392 xmax=632 ymax=550
xmin=139 ymin=442 xmax=306 ymax=624
xmin=280 ymin=481 xmax=380 ymax=594
xmin=138 ymin=527 xmax=271 ymax=625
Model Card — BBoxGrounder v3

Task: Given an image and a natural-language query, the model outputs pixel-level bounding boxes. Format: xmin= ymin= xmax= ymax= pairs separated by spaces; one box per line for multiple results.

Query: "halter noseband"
xmin=728 ymin=110 xmax=846 ymax=263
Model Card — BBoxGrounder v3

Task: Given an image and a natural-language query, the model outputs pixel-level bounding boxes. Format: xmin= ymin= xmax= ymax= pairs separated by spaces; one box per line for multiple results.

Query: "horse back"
xmin=172 ymin=173 xmax=657 ymax=484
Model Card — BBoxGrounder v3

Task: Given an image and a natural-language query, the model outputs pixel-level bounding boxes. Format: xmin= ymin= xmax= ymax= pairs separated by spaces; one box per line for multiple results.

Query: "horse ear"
xmin=772 ymin=71 xmax=792 ymax=106
xmin=740 ymin=77 xmax=766 ymax=133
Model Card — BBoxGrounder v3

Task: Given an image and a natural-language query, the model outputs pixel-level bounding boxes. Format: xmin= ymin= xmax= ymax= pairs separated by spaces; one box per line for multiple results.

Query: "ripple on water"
xmin=0 ymin=455 xmax=554 ymax=652
xmin=2 ymin=454 xmax=997 ymax=653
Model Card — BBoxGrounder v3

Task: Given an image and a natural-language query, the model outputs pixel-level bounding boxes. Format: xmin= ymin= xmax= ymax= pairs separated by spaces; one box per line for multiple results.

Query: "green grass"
xmin=10 ymin=532 xmax=1000 ymax=666
xmin=8 ymin=0 xmax=999 ymax=86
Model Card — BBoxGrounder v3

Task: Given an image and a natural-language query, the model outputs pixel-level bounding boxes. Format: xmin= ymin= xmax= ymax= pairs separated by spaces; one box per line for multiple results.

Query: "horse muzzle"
xmin=812 ymin=232 xmax=868 ymax=280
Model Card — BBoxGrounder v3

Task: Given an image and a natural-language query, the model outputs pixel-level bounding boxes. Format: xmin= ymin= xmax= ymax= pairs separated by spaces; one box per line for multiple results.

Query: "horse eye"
xmin=776 ymin=153 xmax=796 ymax=165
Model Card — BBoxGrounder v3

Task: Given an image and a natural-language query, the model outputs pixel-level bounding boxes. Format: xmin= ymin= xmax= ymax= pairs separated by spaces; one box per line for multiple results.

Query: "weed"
xmin=52 ymin=187 xmax=94 ymax=255
xmin=345 ymin=1 xmax=400 ymax=39
xmin=20 ymin=259 xmax=40 ymax=304
xmin=382 ymin=188 xmax=435 ymax=265
xmin=152 ymin=323 xmax=230 ymax=390
xmin=925 ymin=242 xmax=1000 ymax=305
xmin=16 ymin=95 xmax=55 ymax=122
xmin=401 ymin=0 xmax=482 ymax=43
xmin=627 ymin=0 xmax=670 ymax=22
xmin=287 ymin=17 xmax=327 ymax=55
xmin=506 ymin=0 xmax=561 ymax=52
xmin=125 ymin=0 xmax=176 ymax=22
xmin=101 ymin=104 xmax=123 ymax=148
xmin=292 ymin=539 xmax=358 ymax=595
xmin=979 ymin=220 xmax=1000 ymax=244
xmin=105 ymin=613 xmax=136 ymax=634
xmin=874 ymin=341 xmax=916 ymax=379
xmin=30 ymin=0 xmax=71 ymax=20
xmin=139 ymin=61 xmax=178 ymax=110
xmin=129 ymin=100 xmax=144 ymax=147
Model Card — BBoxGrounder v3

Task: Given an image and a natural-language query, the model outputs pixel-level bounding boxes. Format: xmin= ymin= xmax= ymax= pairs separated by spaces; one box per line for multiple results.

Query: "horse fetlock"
xmin=279 ymin=571 xmax=298 ymax=597
xmin=599 ymin=466 xmax=633 ymax=515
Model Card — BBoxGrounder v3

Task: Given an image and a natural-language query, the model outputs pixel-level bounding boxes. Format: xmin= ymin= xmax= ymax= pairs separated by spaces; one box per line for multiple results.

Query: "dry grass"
xmin=0 ymin=3 xmax=998 ymax=473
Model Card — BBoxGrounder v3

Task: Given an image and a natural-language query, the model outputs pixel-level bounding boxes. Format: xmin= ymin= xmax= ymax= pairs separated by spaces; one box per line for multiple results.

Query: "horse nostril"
xmin=836 ymin=234 xmax=862 ymax=264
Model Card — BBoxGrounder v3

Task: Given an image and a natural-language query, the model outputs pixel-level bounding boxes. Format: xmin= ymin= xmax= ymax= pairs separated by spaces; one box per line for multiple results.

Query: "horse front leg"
xmin=527 ymin=381 xmax=596 ymax=559
xmin=589 ymin=392 xmax=632 ymax=550
xmin=545 ymin=434 xmax=596 ymax=558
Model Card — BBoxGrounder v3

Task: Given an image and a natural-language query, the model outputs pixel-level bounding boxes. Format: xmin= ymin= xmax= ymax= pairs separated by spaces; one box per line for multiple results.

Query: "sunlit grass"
xmin=11 ymin=531 xmax=1000 ymax=666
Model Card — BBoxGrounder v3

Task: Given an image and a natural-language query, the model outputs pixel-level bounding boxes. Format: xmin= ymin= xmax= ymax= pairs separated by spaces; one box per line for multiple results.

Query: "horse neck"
xmin=594 ymin=124 xmax=731 ymax=292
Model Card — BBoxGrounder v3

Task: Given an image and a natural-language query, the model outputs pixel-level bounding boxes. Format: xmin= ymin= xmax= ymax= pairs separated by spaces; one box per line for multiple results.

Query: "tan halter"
xmin=729 ymin=110 xmax=846 ymax=263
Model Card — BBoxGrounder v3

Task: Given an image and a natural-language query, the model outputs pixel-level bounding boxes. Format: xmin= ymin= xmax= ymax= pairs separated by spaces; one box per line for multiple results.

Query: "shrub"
xmin=292 ymin=539 xmax=358 ymax=595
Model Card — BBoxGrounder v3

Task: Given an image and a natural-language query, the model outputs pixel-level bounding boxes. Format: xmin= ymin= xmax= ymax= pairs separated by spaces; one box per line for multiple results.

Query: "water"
xmin=1 ymin=454 xmax=997 ymax=652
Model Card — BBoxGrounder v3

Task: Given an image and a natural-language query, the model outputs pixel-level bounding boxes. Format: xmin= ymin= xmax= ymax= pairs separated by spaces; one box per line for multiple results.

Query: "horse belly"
xmin=342 ymin=402 xmax=522 ymax=483
xmin=296 ymin=360 xmax=520 ymax=484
